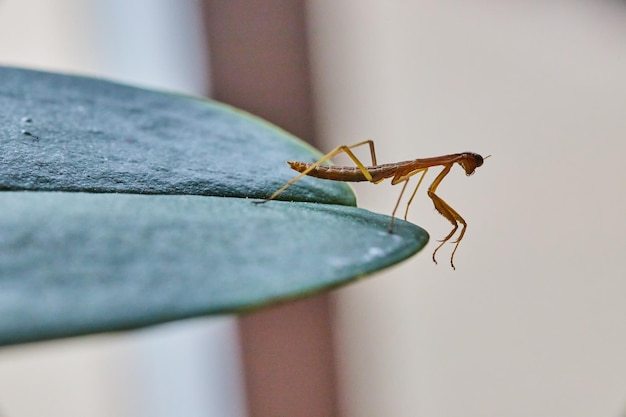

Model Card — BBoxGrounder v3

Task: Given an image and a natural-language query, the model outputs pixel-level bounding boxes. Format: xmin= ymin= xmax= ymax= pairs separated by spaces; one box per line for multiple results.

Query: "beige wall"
xmin=307 ymin=1 xmax=626 ymax=416
xmin=0 ymin=1 xmax=99 ymax=74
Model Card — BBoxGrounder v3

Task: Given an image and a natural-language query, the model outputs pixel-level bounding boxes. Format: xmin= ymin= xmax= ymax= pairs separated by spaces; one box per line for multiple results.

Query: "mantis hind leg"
xmin=256 ymin=140 xmax=379 ymax=203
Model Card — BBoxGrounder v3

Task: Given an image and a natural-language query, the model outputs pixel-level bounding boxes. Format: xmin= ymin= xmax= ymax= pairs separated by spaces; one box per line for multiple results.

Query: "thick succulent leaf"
xmin=0 ymin=66 xmax=354 ymax=205
xmin=0 ymin=192 xmax=427 ymax=345
xmin=0 ymin=67 xmax=429 ymax=345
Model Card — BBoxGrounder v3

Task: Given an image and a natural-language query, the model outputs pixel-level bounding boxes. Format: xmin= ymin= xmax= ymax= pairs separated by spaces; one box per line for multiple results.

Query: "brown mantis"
xmin=256 ymin=140 xmax=488 ymax=269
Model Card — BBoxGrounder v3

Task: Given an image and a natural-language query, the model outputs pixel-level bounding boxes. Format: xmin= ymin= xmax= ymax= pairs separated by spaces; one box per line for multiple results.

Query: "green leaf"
xmin=0 ymin=192 xmax=426 ymax=345
xmin=0 ymin=67 xmax=428 ymax=345
xmin=0 ymin=66 xmax=354 ymax=205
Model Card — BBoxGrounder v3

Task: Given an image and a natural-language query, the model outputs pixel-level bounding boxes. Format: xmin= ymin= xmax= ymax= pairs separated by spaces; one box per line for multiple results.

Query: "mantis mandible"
xmin=256 ymin=140 xmax=488 ymax=269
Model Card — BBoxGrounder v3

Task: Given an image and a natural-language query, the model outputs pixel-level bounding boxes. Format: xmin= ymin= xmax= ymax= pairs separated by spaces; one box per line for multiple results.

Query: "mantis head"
xmin=459 ymin=152 xmax=489 ymax=176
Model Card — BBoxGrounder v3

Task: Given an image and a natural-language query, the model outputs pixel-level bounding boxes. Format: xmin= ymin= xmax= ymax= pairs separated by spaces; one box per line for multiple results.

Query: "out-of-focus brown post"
xmin=202 ymin=2 xmax=339 ymax=417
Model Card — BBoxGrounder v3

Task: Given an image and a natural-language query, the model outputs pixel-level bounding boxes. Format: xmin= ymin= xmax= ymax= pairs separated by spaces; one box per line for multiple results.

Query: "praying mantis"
xmin=256 ymin=140 xmax=488 ymax=269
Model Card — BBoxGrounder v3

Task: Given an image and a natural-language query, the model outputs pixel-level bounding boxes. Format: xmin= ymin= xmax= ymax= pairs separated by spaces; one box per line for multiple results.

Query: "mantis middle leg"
xmin=387 ymin=167 xmax=429 ymax=232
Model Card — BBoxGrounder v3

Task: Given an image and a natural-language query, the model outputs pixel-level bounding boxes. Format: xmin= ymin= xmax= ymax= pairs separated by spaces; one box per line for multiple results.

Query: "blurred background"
xmin=0 ymin=1 xmax=625 ymax=416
